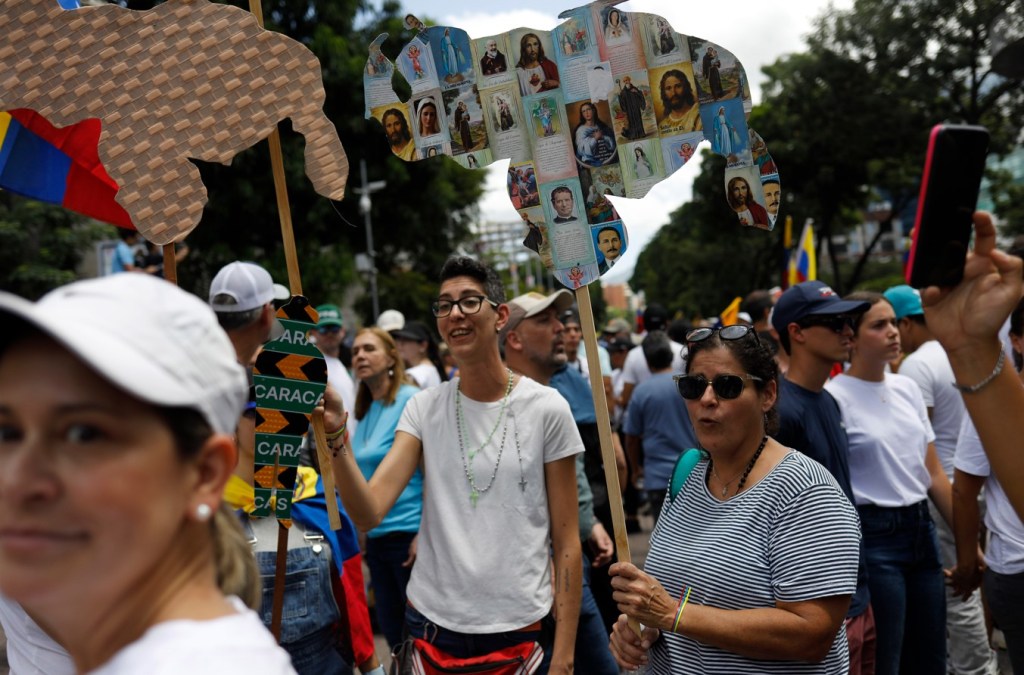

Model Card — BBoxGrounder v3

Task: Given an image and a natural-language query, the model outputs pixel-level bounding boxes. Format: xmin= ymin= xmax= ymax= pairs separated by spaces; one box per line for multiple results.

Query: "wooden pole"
xmin=246 ymin=0 xmax=302 ymax=296
xmin=574 ymin=286 xmax=640 ymax=635
xmin=311 ymin=409 xmax=344 ymax=531
xmin=162 ymin=243 xmax=177 ymax=285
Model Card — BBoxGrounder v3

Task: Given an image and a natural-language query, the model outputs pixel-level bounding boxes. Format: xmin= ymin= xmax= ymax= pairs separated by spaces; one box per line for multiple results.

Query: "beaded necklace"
xmin=455 ymin=369 xmax=525 ymax=506
xmin=709 ymin=434 xmax=768 ymax=498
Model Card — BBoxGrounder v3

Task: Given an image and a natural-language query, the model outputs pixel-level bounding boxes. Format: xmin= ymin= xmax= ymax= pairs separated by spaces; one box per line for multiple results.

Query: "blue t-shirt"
xmin=622 ymin=372 xmax=697 ymax=492
xmin=775 ymin=376 xmax=869 ymax=617
xmin=550 ymin=364 xmax=597 ymax=424
xmin=353 ymin=384 xmax=422 ymax=537
xmin=110 ymin=240 xmax=135 ymax=274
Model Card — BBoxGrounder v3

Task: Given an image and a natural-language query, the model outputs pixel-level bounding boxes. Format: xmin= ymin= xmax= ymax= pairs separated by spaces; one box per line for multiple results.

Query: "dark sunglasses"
xmin=674 ymin=373 xmax=763 ymax=400
xmin=316 ymin=325 xmax=342 ymax=334
xmin=798 ymin=314 xmax=854 ymax=333
xmin=686 ymin=324 xmax=760 ymax=344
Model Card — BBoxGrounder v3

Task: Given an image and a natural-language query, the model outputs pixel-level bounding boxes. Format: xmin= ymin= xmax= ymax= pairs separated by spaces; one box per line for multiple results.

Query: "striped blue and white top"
xmin=644 ymin=450 xmax=861 ymax=674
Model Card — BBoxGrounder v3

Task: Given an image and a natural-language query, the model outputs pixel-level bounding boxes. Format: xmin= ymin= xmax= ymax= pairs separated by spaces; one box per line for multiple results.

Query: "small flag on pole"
xmin=719 ymin=296 xmax=743 ymax=326
xmin=787 ymin=219 xmax=816 ymax=286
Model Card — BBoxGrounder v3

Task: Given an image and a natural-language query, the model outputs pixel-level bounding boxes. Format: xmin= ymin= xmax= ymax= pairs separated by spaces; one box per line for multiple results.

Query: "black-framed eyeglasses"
xmin=316 ymin=325 xmax=342 ymax=334
xmin=674 ymin=373 xmax=763 ymax=400
xmin=431 ymin=295 xmax=499 ymax=318
xmin=686 ymin=324 xmax=760 ymax=345
xmin=798 ymin=314 xmax=854 ymax=334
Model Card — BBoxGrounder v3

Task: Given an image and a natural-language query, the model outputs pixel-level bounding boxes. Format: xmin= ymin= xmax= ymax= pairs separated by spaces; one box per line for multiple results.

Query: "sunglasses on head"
xmin=316 ymin=325 xmax=342 ymax=334
xmin=686 ymin=324 xmax=760 ymax=345
xmin=674 ymin=373 xmax=763 ymax=400
xmin=798 ymin=314 xmax=853 ymax=333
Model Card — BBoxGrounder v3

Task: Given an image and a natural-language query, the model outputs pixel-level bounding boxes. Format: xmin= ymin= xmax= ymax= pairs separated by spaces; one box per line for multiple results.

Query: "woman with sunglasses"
xmin=824 ymin=292 xmax=953 ymax=675
xmin=609 ymin=324 xmax=860 ymax=673
xmin=349 ymin=327 xmax=422 ymax=649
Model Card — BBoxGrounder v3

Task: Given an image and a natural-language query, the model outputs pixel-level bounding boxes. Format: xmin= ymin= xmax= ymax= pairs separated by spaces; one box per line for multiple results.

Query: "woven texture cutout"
xmin=1 ymin=0 xmax=348 ymax=243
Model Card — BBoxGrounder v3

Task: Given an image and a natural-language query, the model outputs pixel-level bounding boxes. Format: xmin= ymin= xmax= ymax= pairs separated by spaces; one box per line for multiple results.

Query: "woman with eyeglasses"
xmin=824 ymin=292 xmax=953 ymax=675
xmin=349 ymin=327 xmax=422 ymax=649
xmin=609 ymin=324 xmax=860 ymax=674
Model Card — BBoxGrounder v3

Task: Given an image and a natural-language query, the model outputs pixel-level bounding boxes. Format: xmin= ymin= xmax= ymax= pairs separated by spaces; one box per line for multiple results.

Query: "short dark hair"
xmin=685 ymin=329 xmax=779 ymax=434
xmin=642 ymin=331 xmax=673 ymax=370
xmin=740 ymin=290 xmax=773 ymax=323
xmin=439 ymin=256 xmax=506 ymax=303
xmin=597 ymin=226 xmax=619 ymax=240
xmin=550 ymin=186 xmax=573 ymax=204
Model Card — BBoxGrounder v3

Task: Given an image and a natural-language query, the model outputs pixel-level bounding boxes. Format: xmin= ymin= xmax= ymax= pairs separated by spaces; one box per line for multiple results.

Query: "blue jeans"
xmin=404 ymin=604 xmax=554 ymax=674
xmin=365 ymin=531 xmax=416 ymax=648
xmin=858 ymin=501 xmax=945 ymax=675
xmin=985 ymin=567 xmax=1024 ymax=673
xmin=256 ymin=546 xmax=349 ymax=675
xmin=575 ymin=555 xmax=619 ymax=675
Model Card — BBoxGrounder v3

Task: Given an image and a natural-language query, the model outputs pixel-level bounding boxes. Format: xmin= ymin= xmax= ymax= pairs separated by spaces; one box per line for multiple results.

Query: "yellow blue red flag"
xmin=787 ymin=220 xmax=816 ymax=286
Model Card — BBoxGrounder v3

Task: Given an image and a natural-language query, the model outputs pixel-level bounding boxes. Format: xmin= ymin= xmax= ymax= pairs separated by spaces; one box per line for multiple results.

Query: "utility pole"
xmin=353 ymin=159 xmax=386 ymax=322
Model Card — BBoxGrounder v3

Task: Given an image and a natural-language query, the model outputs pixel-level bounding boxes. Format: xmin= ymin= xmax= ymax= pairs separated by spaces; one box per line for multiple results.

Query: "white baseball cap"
xmin=376 ymin=308 xmax=406 ymax=333
xmin=0 ymin=274 xmax=248 ymax=435
xmin=209 ymin=261 xmax=290 ymax=313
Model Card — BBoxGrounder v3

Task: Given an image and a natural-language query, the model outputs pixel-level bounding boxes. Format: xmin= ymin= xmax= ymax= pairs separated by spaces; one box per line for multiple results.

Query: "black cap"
xmin=643 ymin=303 xmax=669 ymax=332
xmin=391 ymin=320 xmax=433 ymax=344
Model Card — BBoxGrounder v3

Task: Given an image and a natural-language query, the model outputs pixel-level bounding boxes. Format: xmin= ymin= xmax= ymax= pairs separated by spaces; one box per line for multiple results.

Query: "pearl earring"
xmin=195 ymin=503 xmax=213 ymax=522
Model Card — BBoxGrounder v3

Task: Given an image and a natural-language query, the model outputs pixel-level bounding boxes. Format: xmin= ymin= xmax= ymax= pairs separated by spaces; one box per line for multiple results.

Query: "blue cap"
xmin=883 ymin=285 xmax=924 ymax=320
xmin=770 ymin=281 xmax=871 ymax=333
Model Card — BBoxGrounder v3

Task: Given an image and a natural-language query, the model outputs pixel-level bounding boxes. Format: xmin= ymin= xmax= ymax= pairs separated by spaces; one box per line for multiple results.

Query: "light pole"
xmin=353 ymin=159 xmax=386 ymax=322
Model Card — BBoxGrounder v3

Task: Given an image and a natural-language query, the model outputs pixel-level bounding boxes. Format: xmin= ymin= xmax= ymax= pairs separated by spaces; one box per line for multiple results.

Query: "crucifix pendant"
xmin=519 ymin=478 xmax=528 ymax=492
xmin=470 ymin=489 xmax=479 ymax=507
xmin=721 ymin=485 xmax=728 ymax=498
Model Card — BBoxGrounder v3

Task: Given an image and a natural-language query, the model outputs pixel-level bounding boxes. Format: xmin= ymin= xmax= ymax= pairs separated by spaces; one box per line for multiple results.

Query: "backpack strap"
xmin=668 ymin=448 xmax=703 ymax=503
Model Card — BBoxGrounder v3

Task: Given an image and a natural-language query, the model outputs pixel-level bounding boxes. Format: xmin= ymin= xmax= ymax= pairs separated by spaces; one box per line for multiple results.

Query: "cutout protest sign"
xmin=364 ymin=0 xmax=780 ymax=288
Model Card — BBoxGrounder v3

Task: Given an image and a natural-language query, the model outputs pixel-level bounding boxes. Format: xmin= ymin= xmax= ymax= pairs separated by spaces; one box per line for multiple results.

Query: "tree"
xmin=755 ymin=0 xmax=1023 ymax=291
xmin=629 ymin=151 xmax=781 ymax=317
xmin=0 ymin=195 xmax=108 ymax=300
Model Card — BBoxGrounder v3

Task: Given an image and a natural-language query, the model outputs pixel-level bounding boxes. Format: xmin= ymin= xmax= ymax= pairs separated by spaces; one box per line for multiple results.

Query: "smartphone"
xmin=906 ymin=124 xmax=989 ymax=288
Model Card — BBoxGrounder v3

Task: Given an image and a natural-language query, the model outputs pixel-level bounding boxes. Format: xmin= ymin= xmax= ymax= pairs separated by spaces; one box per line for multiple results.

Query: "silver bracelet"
xmin=952 ymin=349 xmax=1006 ymax=394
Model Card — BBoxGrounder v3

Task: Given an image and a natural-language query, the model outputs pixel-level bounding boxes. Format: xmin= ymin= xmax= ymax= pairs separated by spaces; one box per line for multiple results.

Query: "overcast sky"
xmin=375 ymin=0 xmax=851 ymax=283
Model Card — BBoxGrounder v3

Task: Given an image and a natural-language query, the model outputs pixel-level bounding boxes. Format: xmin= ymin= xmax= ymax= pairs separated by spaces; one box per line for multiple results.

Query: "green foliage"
xmin=754 ymin=0 xmax=1023 ymax=291
xmin=630 ymin=152 xmax=781 ymax=317
xmin=0 ymin=195 xmax=108 ymax=300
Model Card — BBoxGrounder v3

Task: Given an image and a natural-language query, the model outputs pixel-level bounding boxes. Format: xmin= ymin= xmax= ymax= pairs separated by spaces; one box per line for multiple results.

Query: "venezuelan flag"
xmin=787 ymin=220 xmax=816 ymax=286
xmin=0 ymin=109 xmax=134 ymax=229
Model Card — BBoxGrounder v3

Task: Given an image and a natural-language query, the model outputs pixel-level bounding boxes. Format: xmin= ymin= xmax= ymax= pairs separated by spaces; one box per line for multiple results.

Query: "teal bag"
xmin=667 ymin=448 xmax=703 ymax=503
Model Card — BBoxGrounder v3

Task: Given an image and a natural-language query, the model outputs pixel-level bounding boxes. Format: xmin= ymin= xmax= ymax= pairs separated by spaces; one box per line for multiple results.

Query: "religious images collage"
xmin=363 ymin=2 xmax=779 ymax=289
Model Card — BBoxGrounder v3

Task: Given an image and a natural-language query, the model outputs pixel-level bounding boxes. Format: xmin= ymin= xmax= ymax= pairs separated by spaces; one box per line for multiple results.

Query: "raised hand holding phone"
xmin=906 ymin=124 xmax=990 ymax=288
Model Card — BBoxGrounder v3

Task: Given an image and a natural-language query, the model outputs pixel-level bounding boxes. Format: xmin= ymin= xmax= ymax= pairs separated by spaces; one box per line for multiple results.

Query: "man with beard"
xmin=382 ymin=108 xmax=418 ymax=161
xmin=515 ymin=32 xmax=560 ymax=96
xmin=596 ymin=226 xmax=622 ymax=274
xmin=727 ymin=176 xmax=769 ymax=228
xmin=617 ymin=76 xmax=647 ymax=139
xmin=763 ymin=178 xmax=781 ymax=222
xmin=479 ymin=39 xmax=507 ymax=75
xmin=657 ymin=69 xmax=701 ymax=134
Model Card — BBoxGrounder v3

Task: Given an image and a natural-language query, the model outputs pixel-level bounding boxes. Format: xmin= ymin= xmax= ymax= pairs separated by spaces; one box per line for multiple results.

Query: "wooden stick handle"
xmin=575 ymin=287 xmax=640 ymax=636
xmin=162 ymin=243 xmax=177 ymax=285
xmin=311 ymin=409 xmax=344 ymax=531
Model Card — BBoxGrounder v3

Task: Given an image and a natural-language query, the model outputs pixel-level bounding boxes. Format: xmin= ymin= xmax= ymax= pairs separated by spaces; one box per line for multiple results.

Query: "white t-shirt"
xmin=954 ymin=415 xmax=1024 ymax=575
xmin=0 ymin=594 xmax=75 ymax=675
xmin=406 ymin=362 xmax=442 ymax=390
xmin=621 ymin=337 xmax=685 ymax=387
xmin=898 ymin=340 xmax=963 ymax=478
xmin=88 ymin=597 xmax=295 ymax=674
xmin=825 ymin=373 xmax=936 ymax=507
xmin=324 ymin=354 xmax=357 ymax=437
xmin=397 ymin=376 xmax=583 ymax=633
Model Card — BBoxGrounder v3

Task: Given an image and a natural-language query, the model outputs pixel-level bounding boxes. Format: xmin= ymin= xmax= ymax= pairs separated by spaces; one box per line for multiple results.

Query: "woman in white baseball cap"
xmin=0 ymin=274 xmax=295 ymax=674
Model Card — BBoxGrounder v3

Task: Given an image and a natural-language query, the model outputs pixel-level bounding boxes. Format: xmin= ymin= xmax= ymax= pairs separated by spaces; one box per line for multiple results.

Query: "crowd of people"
xmin=1 ymin=211 xmax=1023 ymax=675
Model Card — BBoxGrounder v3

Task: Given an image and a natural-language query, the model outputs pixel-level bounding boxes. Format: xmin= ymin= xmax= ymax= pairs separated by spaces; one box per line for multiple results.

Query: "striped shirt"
xmin=644 ymin=451 xmax=860 ymax=674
